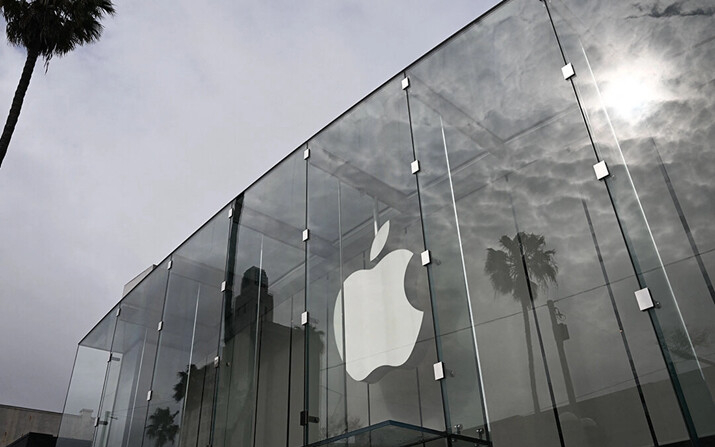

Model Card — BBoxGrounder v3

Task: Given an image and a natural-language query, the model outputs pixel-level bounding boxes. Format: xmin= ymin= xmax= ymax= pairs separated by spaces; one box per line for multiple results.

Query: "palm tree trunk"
xmin=522 ymin=299 xmax=540 ymax=415
xmin=0 ymin=50 xmax=39 ymax=169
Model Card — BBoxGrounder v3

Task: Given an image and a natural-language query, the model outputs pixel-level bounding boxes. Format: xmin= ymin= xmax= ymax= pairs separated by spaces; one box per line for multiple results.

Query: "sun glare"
xmin=599 ymin=57 xmax=667 ymax=121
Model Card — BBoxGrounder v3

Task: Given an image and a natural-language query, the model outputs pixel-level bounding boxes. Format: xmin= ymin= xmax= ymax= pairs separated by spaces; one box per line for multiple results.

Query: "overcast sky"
xmin=0 ymin=0 xmax=498 ymax=413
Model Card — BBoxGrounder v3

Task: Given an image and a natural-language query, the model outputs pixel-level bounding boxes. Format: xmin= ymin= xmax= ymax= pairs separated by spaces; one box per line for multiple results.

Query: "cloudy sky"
xmin=0 ymin=0 xmax=497 ymax=412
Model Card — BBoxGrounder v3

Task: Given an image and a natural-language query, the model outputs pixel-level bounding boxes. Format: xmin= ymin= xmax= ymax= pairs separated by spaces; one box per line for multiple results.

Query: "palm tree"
xmin=0 ymin=0 xmax=115 ymax=168
xmin=145 ymin=407 xmax=180 ymax=447
xmin=485 ymin=232 xmax=557 ymax=414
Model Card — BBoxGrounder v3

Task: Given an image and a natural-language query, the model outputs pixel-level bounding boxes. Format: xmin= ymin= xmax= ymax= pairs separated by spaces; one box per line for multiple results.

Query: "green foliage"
xmin=485 ymin=232 xmax=558 ymax=304
xmin=172 ymin=364 xmax=199 ymax=402
xmin=145 ymin=407 xmax=180 ymax=447
xmin=0 ymin=0 xmax=115 ymax=168
xmin=1 ymin=0 xmax=115 ymax=65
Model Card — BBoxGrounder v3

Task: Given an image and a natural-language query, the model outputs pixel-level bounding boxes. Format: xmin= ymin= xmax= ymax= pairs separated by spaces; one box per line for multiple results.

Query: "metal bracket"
xmin=301 ymin=311 xmax=309 ymax=326
xmin=635 ymin=288 xmax=655 ymax=311
xmin=214 ymin=356 xmax=221 ymax=368
xmin=401 ymin=77 xmax=410 ymax=90
xmin=302 ymin=229 xmax=310 ymax=242
xmin=304 ymin=148 xmax=310 ymax=160
xmin=433 ymin=362 xmax=445 ymax=381
xmin=94 ymin=417 xmax=100 ymax=427
xmin=167 ymin=260 xmax=173 ymax=270
xmin=562 ymin=63 xmax=575 ymax=80
xmin=593 ymin=160 xmax=610 ymax=180
xmin=221 ymin=281 xmax=227 ymax=292
xmin=146 ymin=390 xmax=153 ymax=401
xmin=157 ymin=321 xmax=163 ymax=332
xmin=421 ymin=250 xmax=431 ymax=266
xmin=411 ymin=160 xmax=420 ymax=174
xmin=300 ymin=410 xmax=320 ymax=426
xmin=116 ymin=307 xmax=121 ymax=317
xmin=228 ymin=208 xmax=233 ymax=218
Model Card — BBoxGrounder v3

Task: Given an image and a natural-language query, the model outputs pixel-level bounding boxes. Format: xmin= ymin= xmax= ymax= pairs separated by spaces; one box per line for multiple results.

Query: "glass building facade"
xmin=56 ymin=0 xmax=715 ymax=445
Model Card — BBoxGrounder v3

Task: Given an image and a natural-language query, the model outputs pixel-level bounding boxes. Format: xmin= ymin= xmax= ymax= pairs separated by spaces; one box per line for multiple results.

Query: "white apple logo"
xmin=334 ymin=220 xmax=424 ymax=382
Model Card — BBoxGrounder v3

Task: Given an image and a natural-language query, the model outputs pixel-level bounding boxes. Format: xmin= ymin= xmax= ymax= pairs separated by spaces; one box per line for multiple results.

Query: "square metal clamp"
xmin=433 ymin=362 xmax=445 ymax=381
xmin=401 ymin=77 xmax=410 ymax=90
xmin=411 ymin=160 xmax=421 ymax=174
xmin=562 ymin=63 xmax=575 ymax=80
xmin=421 ymin=250 xmax=431 ymax=266
xmin=593 ymin=160 xmax=610 ymax=180
xmin=635 ymin=287 xmax=655 ymax=311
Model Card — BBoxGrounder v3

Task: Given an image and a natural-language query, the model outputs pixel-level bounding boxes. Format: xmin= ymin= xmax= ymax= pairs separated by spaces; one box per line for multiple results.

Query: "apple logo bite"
xmin=334 ymin=220 xmax=424 ymax=382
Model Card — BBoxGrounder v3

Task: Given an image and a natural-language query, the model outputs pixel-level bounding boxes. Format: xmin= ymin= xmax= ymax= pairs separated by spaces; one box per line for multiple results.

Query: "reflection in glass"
xmin=546 ymin=0 xmax=715 ymax=441
xmin=306 ymin=75 xmax=444 ymax=444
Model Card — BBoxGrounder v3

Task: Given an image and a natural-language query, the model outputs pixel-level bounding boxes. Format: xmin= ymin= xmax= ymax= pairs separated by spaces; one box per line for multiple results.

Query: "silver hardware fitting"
xmin=157 ymin=321 xmax=163 ymax=332
xmin=94 ymin=417 xmax=100 ymax=427
xmin=302 ymin=229 xmax=310 ymax=242
xmin=635 ymin=287 xmax=655 ymax=311
xmin=116 ymin=308 xmax=121 ymax=317
xmin=562 ymin=63 xmax=575 ymax=80
xmin=401 ymin=77 xmax=410 ymax=90
xmin=146 ymin=390 xmax=153 ymax=401
xmin=108 ymin=352 xmax=113 ymax=363
xmin=300 ymin=410 xmax=319 ymax=426
xmin=228 ymin=208 xmax=233 ymax=218
xmin=304 ymin=148 xmax=310 ymax=160
xmin=221 ymin=281 xmax=227 ymax=292
xmin=411 ymin=160 xmax=420 ymax=174
xmin=167 ymin=260 xmax=173 ymax=270
xmin=433 ymin=362 xmax=445 ymax=381
xmin=593 ymin=160 xmax=610 ymax=180
xmin=214 ymin=356 xmax=220 ymax=368
xmin=301 ymin=311 xmax=309 ymax=326
xmin=421 ymin=250 xmax=431 ymax=266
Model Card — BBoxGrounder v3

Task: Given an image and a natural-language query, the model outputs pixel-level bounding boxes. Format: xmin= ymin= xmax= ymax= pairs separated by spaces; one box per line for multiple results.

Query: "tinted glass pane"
xmin=546 ymin=0 xmax=715 ymax=440
xmin=141 ymin=209 xmax=229 ymax=447
xmin=306 ymin=77 xmax=444 ymax=444
xmin=408 ymin=0 xmax=664 ymax=445
xmin=57 ymin=310 xmax=118 ymax=447
xmin=56 ymin=346 xmax=112 ymax=447
xmin=214 ymin=150 xmax=306 ymax=447
xmin=92 ymin=262 xmax=168 ymax=447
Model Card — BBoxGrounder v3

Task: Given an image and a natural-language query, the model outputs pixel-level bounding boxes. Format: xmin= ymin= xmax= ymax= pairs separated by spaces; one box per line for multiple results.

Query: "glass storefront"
xmin=57 ymin=0 xmax=715 ymax=446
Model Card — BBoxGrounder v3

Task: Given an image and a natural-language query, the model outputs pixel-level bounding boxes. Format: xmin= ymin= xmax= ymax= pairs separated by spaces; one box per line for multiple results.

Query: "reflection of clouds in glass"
xmin=627 ymin=2 xmax=715 ymax=19
xmin=599 ymin=60 xmax=669 ymax=121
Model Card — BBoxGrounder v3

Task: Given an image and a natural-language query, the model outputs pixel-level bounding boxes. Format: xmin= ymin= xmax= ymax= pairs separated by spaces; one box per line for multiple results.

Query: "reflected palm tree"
xmin=146 ymin=407 xmax=179 ymax=447
xmin=485 ymin=232 xmax=557 ymax=414
xmin=172 ymin=364 xmax=199 ymax=402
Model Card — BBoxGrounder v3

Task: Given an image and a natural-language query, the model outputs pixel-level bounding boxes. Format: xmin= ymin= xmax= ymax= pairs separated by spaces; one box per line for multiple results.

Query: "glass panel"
xmin=213 ymin=150 xmax=307 ymax=447
xmin=141 ymin=208 xmax=229 ymax=447
xmin=407 ymin=0 xmax=667 ymax=446
xmin=546 ymin=0 xmax=715 ymax=440
xmin=57 ymin=310 xmax=118 ymax=447
xmin=92 ymin=262 xmax=168 ymax=447
xmin=306 ymin=77 xmax=444 ymax=445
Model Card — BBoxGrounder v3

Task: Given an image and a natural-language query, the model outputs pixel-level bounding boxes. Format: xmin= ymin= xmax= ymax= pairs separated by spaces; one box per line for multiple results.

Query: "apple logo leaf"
xmin=370 ymin=220 xmax=390 ymax=262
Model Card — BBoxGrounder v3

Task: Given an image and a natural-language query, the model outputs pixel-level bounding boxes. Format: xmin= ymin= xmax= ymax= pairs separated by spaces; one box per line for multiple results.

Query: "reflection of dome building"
xmin=225 ymin=266 xmax=274 ymax=337
xmin=55 ymin=1 xmax=715 ymax=447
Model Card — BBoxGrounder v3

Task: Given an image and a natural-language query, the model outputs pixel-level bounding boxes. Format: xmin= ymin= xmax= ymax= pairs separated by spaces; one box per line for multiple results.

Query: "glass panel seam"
xmin=403 ymin=77 xmax=452 ymax=433
xmin=506 ymin=177 xmax=566 ymax=447
xmin=437 ymin=114 xmax=491 ymax=434
xmin=542 ymin=1 xmax=702 ymax=442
